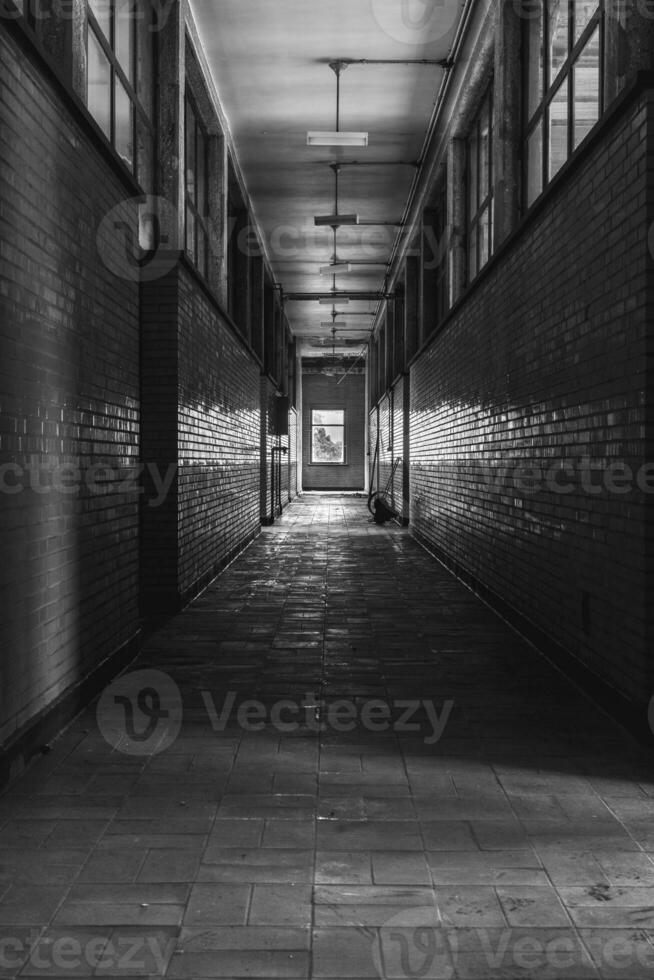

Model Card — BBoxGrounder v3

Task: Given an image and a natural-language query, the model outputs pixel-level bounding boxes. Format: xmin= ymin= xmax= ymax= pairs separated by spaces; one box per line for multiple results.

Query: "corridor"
xmin=1 ymin=495 xmax=653 ymax=979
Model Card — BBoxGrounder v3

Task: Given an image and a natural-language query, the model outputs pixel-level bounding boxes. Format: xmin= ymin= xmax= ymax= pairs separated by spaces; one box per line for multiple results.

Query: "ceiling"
xmin=189 ymin=0 xmax=467 ymax=358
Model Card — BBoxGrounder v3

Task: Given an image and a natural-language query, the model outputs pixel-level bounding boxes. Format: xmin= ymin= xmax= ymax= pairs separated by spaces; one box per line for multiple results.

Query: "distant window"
xmin=185 ymin=93 xmax=210 ymax=279
xmin=523 ymin=0 xmax=604 ymax=207
xmin=86 ymin=0 xmax=153 ymax=178
xmin=467 ymin=85 xmax=494 ymax=282
xmin=311 ymin=409 xmax=345 ymax=464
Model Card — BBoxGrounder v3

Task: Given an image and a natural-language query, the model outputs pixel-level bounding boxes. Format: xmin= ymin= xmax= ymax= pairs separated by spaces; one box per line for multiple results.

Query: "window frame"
xmin=523 ymin=0 xmax=605 ymax=207
xmin=184 ymin=90 xmax=210 ymax=281
xmin=310 ymin=408 xmax=346 ymax=466
xmin=466 ymin=83 xmax=494 ymax=284
xmin=86 ymin=0 xmax=153 ymax=178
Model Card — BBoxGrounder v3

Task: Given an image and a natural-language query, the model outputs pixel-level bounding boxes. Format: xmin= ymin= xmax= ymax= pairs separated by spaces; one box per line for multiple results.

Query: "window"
xmin=185 ymin=94 xmax=210 ymax=279
xmin=86 ymin=0 xmax=153 ymax=179
xmin=467 ymin=85 xmax=494 ymax=282
xmin=523 ymin=0 xmax=604 ymax=206
xmin=311 ymin=410 xmax=345 ymax=464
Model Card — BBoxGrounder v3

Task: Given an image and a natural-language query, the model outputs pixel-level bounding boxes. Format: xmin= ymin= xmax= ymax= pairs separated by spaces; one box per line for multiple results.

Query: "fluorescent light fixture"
xmin=321 ymin=321 xmax=348 ymax=327
xmin=314 ymin=214 xmax=359 ymax=227
xmin=307 ymin=131 xmax=368 ymax=147
xmin=319 ymin=297 xmax=349 ymax=305
xmin=320 ymin=263 xmax=352 ymax=275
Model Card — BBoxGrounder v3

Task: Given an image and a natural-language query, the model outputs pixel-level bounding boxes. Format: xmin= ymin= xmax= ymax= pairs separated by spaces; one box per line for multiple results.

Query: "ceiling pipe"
xmin=372 ymin=0 xmax=477 ymax=337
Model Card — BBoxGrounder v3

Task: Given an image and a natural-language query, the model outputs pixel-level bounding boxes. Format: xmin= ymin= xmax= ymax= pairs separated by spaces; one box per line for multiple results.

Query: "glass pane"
xmin=574 ymin=0 xmax=599 ymax=43
xmin=185 ymin=101 xmax=196 ymax=204
xmin=136 ymin=5 xmax=154 ymax=118
xmin=478 ymin=207 xmax=490 ymax=270
xmin=525 ymin=4 xmax=544 ymax=121
xmin=468 ymin=226 xmax=477 ymax=283
xmin=313 ymin=410 xmax=344 ymax=426
xmin=312 ymin=425 xmax=344 ymax=463
xmin=526 ymin=120 xmax=543 ymax=206
xmin=468 ymin=126 xmax=478 ymax=215
xmin=87 ymin=28 xmax=111 ymax=139
xmin=114 ymin=0 xmax=134 ymax=82
xmin=136 ymin=124 xmax=154 ymax=188
xmin=185 ymin=208 xmax=195 ymax=263
xmin=548 ymin=0 xmax=569 ymax=84
xmin=197 ymin=228 xmax=207 ymax=279
xmin=549 ymin=77 xmax=569 ymax=178
xmin=573 ymin=25 xmax=600 ymax=148
xmin=479 ymin=95 xmax=491 ymax=204
xmin=89 ymin=0 xmax=111 ymax=40
xmin=196 ymin=128 xmax=207 ymax=217
xmin=114 ymin=76 xmax=133 ymax=168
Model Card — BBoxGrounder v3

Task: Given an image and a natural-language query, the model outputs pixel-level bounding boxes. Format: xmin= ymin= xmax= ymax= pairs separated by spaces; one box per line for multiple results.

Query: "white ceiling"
xmin=189 ymin=0 xmax=466 ymax=357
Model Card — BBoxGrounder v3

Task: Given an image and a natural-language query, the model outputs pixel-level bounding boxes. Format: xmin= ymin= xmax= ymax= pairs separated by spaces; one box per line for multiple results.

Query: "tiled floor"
xmin=2 ymin=493 xmax=654 ymax=979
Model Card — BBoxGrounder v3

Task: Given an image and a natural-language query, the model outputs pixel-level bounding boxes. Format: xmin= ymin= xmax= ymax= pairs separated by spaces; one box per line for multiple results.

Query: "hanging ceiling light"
xmin=320 ymin=262 xmax=352 ymax=275
xmin=314 ymin=214 xmax=359 ymax=227
xmin=307 ymin=63 xmax=368 ymax=148
xmin=307 ymin=132 xmax=368 ymax=147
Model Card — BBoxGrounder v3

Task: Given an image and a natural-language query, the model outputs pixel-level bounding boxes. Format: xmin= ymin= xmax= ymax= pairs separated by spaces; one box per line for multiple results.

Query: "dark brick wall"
xmin=140 ymin=263 xmax=263 ymax=609
xmin=302 ymin=372 xmax=365 ymax=490
xmin=177 ymin=265 xmax=261 ymax=596
xmin=0 ymin=28 xmax=140 ymax=747
xmin=410 ymin=91 xmax=653 ymax=704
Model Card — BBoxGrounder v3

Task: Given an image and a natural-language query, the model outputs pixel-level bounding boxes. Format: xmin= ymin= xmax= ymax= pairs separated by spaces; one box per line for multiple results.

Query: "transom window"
xmin=311 ymin=410 xmax=345 ymax=465
xmin=86 ymin=0 xmax=153 ymax=179
xmin=467 ymin=85 xmax=494 ymax=283
xmin=185 ymin=93 xmax=210 ymax=279
xmin=523 ymin=0 xmax=604 ymax=207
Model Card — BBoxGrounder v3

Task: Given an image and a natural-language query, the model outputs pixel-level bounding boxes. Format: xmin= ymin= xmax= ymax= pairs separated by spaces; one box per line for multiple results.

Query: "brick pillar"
xmin=140 ymin=260 xmax=181 ymax=614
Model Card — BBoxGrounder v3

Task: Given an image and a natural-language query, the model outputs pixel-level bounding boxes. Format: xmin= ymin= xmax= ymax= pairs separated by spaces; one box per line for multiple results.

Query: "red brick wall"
xmin=410 ymin=90 xmax=653 ymax=704
xmin=0 ymin=28 xmax=140 ymax=747
xmin=302 ymin=372 xmax=365 ymax=490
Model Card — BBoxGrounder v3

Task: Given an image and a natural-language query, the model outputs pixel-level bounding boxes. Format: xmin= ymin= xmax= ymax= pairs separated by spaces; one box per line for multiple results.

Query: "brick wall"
xmin=177 ymin=265 xmax=261 ymax=597
xmin=140 ymin=262 xmax=262 ymax=609
xmin=0 ymin=28 xmax=140 ymax=749
xmin=410 ymin=90 xmax=653 ymax=705
xmin=302 ymin=372 xmax=365 ymax=490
